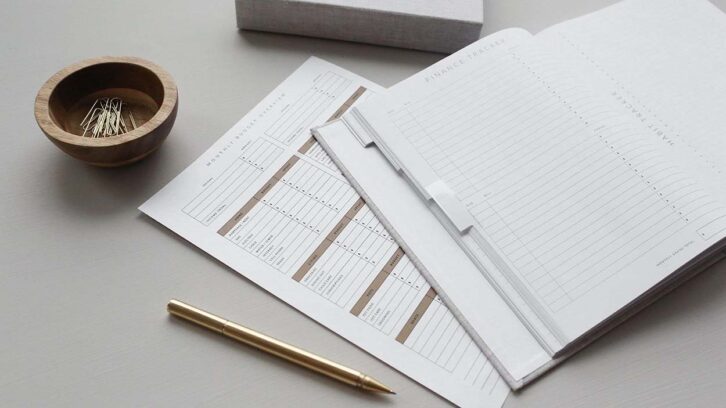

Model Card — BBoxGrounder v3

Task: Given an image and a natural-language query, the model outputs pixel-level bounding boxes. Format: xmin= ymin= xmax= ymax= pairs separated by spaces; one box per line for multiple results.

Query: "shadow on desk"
xmin=50 ymin=144 xmax=170 ymax=216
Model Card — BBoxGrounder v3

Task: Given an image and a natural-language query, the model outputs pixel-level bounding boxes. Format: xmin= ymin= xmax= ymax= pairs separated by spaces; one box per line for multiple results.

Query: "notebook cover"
xmin=235 ymin=0 xmax=483 ymax=53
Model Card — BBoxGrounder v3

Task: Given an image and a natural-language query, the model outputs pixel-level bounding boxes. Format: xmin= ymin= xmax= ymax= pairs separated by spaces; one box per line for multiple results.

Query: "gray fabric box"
xmin=235 ymin=0 xmax=484 ymax=54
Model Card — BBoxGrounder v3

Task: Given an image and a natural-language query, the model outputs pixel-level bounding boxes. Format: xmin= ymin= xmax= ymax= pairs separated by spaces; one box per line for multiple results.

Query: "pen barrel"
xmin=168 ymin=299 xmax=227 ymax=333
xmin=167 ymin=300 xmax=366 ymax=389
xmin=221 ymin=322 xmax=363 ymax=388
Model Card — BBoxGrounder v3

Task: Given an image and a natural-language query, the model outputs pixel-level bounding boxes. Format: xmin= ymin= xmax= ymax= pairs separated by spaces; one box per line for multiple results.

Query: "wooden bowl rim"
xmin=34 ymin=56 xmax=178 ymax=147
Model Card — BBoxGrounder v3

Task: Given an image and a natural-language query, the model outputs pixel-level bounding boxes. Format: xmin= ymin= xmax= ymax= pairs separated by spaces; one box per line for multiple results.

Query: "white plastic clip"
xmin=344 ymin=108 xmax=375 ymax=147
xmin=425 ymin=180 xmax=474 ymax=234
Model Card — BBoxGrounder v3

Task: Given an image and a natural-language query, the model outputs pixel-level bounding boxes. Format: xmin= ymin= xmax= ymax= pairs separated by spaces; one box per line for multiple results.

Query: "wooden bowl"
xmin=34 ymin=56 xmax=178 ymax=167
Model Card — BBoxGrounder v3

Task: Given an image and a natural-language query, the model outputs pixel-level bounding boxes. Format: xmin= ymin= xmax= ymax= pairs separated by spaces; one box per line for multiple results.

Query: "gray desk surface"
xmin=2 ymin=0 xmax=726 ymax=406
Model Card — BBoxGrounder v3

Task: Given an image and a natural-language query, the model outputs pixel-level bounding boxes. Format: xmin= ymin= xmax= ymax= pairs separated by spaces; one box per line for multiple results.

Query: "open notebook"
xmin=314 ymin=0 xmax=726 ymax=388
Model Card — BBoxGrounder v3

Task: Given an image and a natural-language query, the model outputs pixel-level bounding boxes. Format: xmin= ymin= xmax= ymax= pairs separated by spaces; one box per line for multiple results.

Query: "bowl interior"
xmin=48 ymin=62 xmax=164 ymax=137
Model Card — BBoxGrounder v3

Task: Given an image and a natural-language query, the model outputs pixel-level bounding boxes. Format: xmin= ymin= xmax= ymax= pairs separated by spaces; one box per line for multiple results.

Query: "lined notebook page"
xmin=372 ymin=38 xmax=726 ymax=340
xmin=538 ymin=0 xmax=726 ymax=202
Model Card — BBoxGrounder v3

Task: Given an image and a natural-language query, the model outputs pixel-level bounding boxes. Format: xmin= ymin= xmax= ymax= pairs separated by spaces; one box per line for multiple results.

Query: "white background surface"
xmin=2 ymin=0 xmax=726 ymax=406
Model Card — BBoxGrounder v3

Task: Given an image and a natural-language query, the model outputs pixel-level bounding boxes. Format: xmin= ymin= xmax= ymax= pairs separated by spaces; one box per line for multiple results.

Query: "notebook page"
xmin=357 ymin=33 xmax=726 ymax=343
xmin=140 ymin=58 xmax=509 ymax=408
xmin=537 ymin=0 xmax=726 ymax=203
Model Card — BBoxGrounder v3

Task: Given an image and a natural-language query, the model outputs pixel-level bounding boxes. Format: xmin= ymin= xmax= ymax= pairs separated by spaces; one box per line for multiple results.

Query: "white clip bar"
xmin=425 ymin=180 xmax=474 ymax=234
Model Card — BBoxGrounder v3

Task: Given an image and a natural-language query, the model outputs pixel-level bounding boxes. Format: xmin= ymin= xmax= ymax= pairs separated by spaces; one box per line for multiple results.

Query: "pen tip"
xmin=363 ymin=376 xmax=396 ymax=395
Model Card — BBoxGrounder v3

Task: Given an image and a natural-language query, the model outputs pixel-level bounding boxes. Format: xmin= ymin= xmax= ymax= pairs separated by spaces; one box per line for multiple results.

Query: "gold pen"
xmin=167 ymin=299 xmax=395 ymax=394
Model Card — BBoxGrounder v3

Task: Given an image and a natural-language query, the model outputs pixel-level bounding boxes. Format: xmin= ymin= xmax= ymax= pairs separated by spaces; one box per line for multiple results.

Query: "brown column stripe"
xmin=395 ymin=287 xmax=438 ymax=344
xmin=292 ymin=198 xmax=366 ymax=282
xmin=326 ymin=86 xmax=367 ymax=122
xmin=217 ymin=156 xmax=301 ymax=236
xmin=297 ymin=136 xmax=317 ymax=154
xmin=350 ymin=247 xmax=405 ymax=316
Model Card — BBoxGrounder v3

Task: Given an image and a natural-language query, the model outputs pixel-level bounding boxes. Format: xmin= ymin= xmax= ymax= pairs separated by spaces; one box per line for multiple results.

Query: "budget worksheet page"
xmin=140 ymin=58 xmax=508 ymax=408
